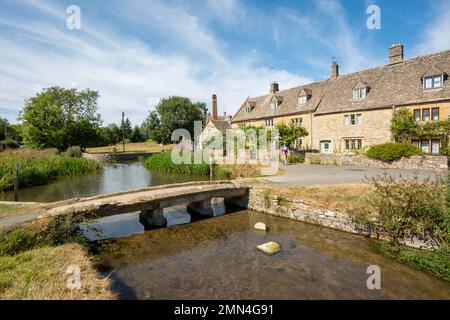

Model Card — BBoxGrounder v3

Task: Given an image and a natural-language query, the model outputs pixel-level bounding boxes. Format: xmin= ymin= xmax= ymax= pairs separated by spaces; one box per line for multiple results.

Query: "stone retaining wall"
xmin=304 ymin=153 xmax=448 ymax=171
xmin=82 ymin=152 xmax=156 ymax=163
xmin=228 ymin=187 xmax=431 ymax=249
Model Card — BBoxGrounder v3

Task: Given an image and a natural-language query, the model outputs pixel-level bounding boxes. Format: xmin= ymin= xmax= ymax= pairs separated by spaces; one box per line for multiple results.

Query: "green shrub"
xmin=65 ymin=146 xmax=82 ymax=158
xmin=366 ymin=142 xmax=421 ymax=162
xmin=0 ymin=215 xmax=91 ymax=257
xmin=0 ymin=149 xmax=100 ymax=191
xmin=288 ymin=155 xmax=305 ymax=164
xmin=144 ymin=151 xmax=210 ymax=176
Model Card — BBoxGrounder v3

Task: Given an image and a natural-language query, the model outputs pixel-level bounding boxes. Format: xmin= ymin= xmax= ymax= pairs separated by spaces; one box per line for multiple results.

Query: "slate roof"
xmin=232 ymin=49 xmax=450 ymax=122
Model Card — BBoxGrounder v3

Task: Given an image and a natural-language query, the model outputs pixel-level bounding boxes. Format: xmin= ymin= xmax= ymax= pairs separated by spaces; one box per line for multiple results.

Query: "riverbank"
xmin=86 ymin=141 xmax=173 ymax=154
xmin=0 ymin=243 xmax=115 ymax=299
xmin=0 ymin=149 xmax=101 ymax=192
xmin=233 ymin=181 xmax=449 ymax=282
xmin=144 ymin=151 xmax=271 ymax=179
xmin=0 ymin=215 xmax=116 ymax=299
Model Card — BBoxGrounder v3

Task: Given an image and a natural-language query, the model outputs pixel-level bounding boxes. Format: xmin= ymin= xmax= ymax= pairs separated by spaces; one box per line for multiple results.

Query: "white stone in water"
xmin=254 ymin=222 xmax=267 ymax=231
xmin=256 ymin=242 xmax=281 ymax=255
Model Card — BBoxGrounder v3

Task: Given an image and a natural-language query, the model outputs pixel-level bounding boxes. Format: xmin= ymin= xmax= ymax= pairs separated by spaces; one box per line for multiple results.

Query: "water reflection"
xmin=81 ymin=200 xmax=227 ymax=241
xmin=0 ymin=161 xmax=208 ymax=203
xmin=98 ymin=210 xmax=450 ymax=300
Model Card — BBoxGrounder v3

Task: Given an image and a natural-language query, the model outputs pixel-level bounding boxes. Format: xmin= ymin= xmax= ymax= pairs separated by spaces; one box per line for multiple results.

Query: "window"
xmin=422 ymin=108 xmax=430 ymax=121
xmin=424 ymin=75 xmax=443 ymax=89
xmin=344 ymin=114 xmax=362 ymax=126
xmin=432 ymin=108 xmax=440 ymax=121
xmin=292 ymin=118 xmax=303 ymax=126
xmin=353 ymin=87 xmax=366 ymax=100
xmin=245 ymin=106 xmax=253 ymax=113
xmin=265 ymin=119 xmax=274 ymax=127
xmin=414 ymin=109 xmax=421 ymax=122
xmin=294 ymin=139 xmax=303 ymax=149
xmin=271 ymin=101 xmax=278 ymax=109
xmin=421 ymin=140 xmax=429 ymax=153
xmin=432 ymin=140 xmax=440 ymax=154
xmin=298 ymin=95 xmax=308 ymax=105
xmin=411 ymin=140 xmax=420 ymax=149
xmin=345 ymin=139 xmax=362 ymax=150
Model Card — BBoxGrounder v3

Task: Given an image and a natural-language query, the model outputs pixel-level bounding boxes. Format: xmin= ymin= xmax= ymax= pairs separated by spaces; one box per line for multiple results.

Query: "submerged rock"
xmin=254 ymin=222 xmax=267 ymax=231
xmin=256 ymin=241 xmax=281 ymax=255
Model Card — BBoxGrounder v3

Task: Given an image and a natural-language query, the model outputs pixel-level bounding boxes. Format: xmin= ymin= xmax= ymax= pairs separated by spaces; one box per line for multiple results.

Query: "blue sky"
xmin=1 ymin=0 xmax=450 ymax=125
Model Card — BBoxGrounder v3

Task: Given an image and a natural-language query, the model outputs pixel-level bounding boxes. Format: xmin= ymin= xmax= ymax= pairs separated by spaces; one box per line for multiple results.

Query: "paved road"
xmin=255 ymin=164 xmax=441 ymax=186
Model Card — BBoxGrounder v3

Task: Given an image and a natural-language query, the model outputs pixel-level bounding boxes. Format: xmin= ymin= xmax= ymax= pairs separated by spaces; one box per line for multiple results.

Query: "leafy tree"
xmin=276 ymin=122 xmax=308 ymax=149
xmin=130 ymin=125 xmax=146 ymax=142
xmin=103 ymin=124 xmax=122 ymax=145
xmin=0 ymin=118 xmax=22 ymax=147
xmin=390 ymin=108 xmax=418 ymax=142
xmin=122 ymin=118 xmax=133 ymax=139
xmin=20 ymin=87 xmax=102 ymax=151
xmin=145 ymin=96 xmax=207 ymax=144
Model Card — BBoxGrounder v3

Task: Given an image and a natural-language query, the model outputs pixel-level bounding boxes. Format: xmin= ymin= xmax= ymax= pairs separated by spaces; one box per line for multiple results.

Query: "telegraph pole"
xmin=121 ymin=112 xmax=125 ymax=153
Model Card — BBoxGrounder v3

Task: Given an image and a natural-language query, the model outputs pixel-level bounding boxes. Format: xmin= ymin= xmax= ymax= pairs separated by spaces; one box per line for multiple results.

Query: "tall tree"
xmin=276 ymin=122 xmax=309 ymax=149
xmin=145 ymin=96 xmax=207 ymax=144
xmin=20 ymin=87 xmax=102 ymax=150
xmin=123 ymin=118 xmax=133 ymax=139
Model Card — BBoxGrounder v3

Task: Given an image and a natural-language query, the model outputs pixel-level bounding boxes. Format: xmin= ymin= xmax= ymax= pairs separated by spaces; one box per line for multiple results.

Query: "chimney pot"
xmin=211 ymin=94 xmax=218 ymax=120
xmin=270 ymin=82 xmax=279 ymax=94
xmin=389 ymin=43 xmax=404 ymax=65
xmin=331 ymin=62 xmax=339 ymax=79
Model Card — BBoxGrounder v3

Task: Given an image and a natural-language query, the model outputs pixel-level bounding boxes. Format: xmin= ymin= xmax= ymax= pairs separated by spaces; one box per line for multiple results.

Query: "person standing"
xmin=281 ymin=144 xmax=289 ymax=164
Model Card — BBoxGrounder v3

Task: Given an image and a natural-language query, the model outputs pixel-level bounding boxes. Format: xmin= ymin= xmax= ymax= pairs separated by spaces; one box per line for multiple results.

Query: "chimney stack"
xmin=270 ymin=82 xmax=279 ymax=94
xmin=389 ymin=43 xmax=404 ymax=65
xmin=212 ymin=94 xmax=218 ymax=120
xmin=331 ymin=62 xmax=339 ymax=79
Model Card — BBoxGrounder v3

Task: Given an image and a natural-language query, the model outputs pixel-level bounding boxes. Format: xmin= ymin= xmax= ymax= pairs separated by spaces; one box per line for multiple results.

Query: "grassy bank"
xmin=372 ymin=241 xmax=450 ymax=282
xmin=0 ymin=243 xmax=115 ymax=299
xmin=0 ymin=149 xmax=100 ymax=192
xmin=0 ymin=215 xmax=115 ymax=299
xmin=144 ymin=151 xmax=269 ymax=179
xmin=87 ymin=141 xmax=173 ymax=154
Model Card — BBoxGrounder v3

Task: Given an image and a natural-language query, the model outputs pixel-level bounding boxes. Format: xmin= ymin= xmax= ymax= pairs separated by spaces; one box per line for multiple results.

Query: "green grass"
xmin=144 ymin=151 xmax=232 ymax=178
xmin=0 ymin=149 xmax=100 ymax=192
xmin=372 ymin=241 xmax=450 ymax=282
xmin=0 ymin=243 xmax=116 ymax=300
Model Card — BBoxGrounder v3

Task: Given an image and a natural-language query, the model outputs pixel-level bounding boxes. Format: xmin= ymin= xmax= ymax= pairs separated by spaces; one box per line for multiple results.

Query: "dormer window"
xmin=271 ymin=101 xmax=278 ymax=109
xmin=298 ymin=95 xmax=307 ymax=105
xmin=298 ymin=88 xmax=311 ymax=106
xmin=353 ymin=87 xmax=366 ymax=100
xmin=423 ymin=75 xmax=443 ymax=89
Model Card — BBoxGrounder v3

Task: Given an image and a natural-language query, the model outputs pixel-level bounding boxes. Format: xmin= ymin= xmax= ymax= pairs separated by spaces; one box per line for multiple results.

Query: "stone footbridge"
xmin=38 ymin=181 xmax=249 ymax=228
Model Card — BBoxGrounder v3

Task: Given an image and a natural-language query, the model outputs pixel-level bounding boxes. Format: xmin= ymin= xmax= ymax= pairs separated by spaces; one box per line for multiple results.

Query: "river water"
xmin=96 ymin=209 xmax=450 ymax=300
xmin=0 ymin=161 xmax=208 ymax=203
xmin=2 ymin=161 xmax=449 ymax=299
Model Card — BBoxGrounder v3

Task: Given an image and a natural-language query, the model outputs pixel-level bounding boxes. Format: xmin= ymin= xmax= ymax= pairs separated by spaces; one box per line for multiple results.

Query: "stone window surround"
xmin=413 ymin=106 xmax=440 ymax=122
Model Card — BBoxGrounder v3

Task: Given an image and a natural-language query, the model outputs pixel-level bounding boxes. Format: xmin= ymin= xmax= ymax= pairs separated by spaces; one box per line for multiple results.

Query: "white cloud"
xmin=0 ymin=0 xmax=310 ymax=125
xmin=415 ymin=1 xmax=450 ymax=55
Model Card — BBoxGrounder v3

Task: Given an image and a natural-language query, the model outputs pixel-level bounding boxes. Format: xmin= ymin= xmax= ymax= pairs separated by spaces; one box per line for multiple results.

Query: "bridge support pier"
xmin=187 ymin=199 xmax=214 ymax=217
xmin=139 ymin=208 xmax=167 ymax=229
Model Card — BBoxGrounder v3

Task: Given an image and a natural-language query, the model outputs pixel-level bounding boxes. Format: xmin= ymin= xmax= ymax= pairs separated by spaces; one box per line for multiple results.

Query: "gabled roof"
xmin=353 ymin=80 xmax=370 ymax=90
xmin=298 ymin=88 xmax=312 ymax=96
xmin=422 ymin=65 xmax=447 ymax=78
xmin=232 ymin=49 xmax=450 ymax=122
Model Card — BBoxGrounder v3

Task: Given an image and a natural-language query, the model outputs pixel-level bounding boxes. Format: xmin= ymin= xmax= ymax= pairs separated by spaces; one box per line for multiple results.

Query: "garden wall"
xmin=304 ymin=153 xmax=448 ymax=171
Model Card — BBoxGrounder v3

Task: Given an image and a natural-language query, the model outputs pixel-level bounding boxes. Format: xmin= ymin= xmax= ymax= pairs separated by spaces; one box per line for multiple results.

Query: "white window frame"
xmin=431 ymin=139 xmax=440 ymax=154
xmin=353 ymin=87 xmax=366 ymax=100
xmin=298 ymin=95 xmax=307 ymax=105
xmin=345 ymin=114 xmax=362 ymax=126
xmin=271 ymin=100 xmax=278 ymax=109
xmin=423 ymin=75 xmax=444 ymax=89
